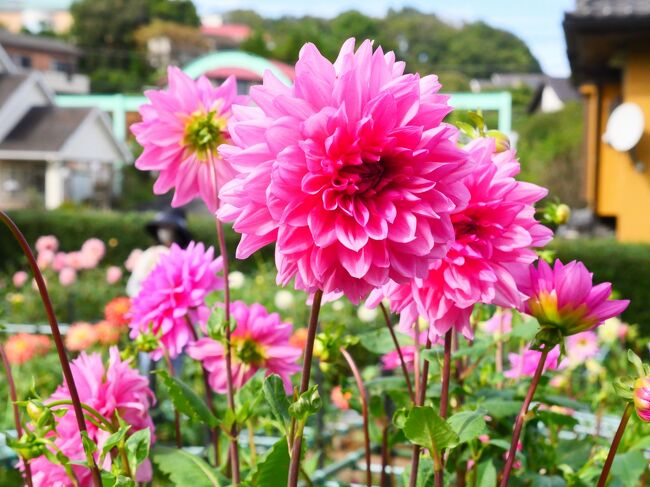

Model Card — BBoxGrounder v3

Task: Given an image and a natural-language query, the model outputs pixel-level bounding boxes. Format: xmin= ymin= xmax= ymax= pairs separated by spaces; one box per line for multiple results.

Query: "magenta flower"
xmin=187 ymin=301 xmax=301 ymax=393
xmin=634 ymin=377 xmax=650 ymax=422
xmin=565 ymin=331 xmax=599 ymax=367
xmin=504 ymin=345 xmax=563 ymax=379
xmin=218 ymin=38 xmax=472 ymax=303
xmin=480 ymin=309 xmax=513 ymax=336
xmin=129 ymin=242 xmax=223 ymax=359
xmin=132 ymin=67 xmax=244 ymax=212
xmin=29 ymin=347 xmax=155 ymax=485
xmin=518 ymin=259 xmax=629 ymax=338
xmin=369 ymin=137 xmax=552 ymax=337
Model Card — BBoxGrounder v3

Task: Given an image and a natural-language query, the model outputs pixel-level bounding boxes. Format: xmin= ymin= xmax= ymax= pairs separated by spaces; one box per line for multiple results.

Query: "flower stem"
xmin=0 ymin=210 xmax=103 ymax=487
xmin=408 ymin=337 xmax=432 ymax=487
xmin=380 ymin=303 xmax=415 ymax=402
xmin=215 ymin=215 xmax=240 ymax=484
xmin=340 ymin=346 xmax=372 ymax=487
xmin=46 ymin=400 xmax=116 ymax=433
xmin=0 ymin=343 xmax=33 ymax=487
xmin=163 ymin=350 xmax=182 ymax=448
xmin=499 ymin=346 xmax=550 ymax=486
xmin=287 ymin=289 xmax=323 ymax=487
xmin=434 ymin=330 xmax=454 ymax=487
xmin=597 ymin=402 xmax=633 ymax=487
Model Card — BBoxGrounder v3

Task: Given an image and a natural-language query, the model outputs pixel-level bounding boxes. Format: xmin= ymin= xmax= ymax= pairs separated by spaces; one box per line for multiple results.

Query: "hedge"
xmin=550 ymin=238 xmax=650 ymax=327
xmin=2 ymin=211 xmax=649 ymax=326
xmin=0 ymin=209 xmax=272 ymax=273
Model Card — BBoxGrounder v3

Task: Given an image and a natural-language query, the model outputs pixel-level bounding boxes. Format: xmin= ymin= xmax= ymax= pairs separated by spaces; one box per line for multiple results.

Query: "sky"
xmin=196 ymin=0 xmax=575 ymax=77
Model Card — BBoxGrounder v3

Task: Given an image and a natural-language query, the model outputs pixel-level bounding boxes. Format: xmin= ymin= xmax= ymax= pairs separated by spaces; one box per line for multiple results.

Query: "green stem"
xmin=46 ymin=400 xmax=116 ymax=433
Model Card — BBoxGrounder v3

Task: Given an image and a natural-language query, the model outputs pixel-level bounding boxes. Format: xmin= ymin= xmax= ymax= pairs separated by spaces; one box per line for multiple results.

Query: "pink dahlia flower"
xmin=58 ymin=267 xmax=77 ymax=287
xmin=12 ymin=270 xmax=28 ymax=288
xmin=35 ymin=235 xmax=59 ymax=254
xmin=132 ymin=67 xmax=244 ymax=213
xmin=381 ymin=327 xmax=430 ymax=372
xmin=36 ymin=249 xmax=54 ymax=270
xmin=129 ymin=242 xmax=223 ymax=359
xmin=187 ymin=301 xmax=301 ymax=393
xmin=218 ymin=38 xmax=472 ymax=303
xmin=81 ymin=238 xmax=106 ymax=262
xmin=504 ymin=345 xmax=562 ymax=379
xmin=5 ymin=333 xmax=50 ymax=365
xmin=480 ymin=309 xmax=513 ymax=336
xmin=369 ymin=137 xmax=552 ymax=337
xmin=565 ymin=330 xmax=599 ymax=367
xmin=634 ymin=377 xmax=650 ymax=422
xmin=518 ymin=259 xmax=629 ymax=337
xmin=106 ymin=265 xmax=123 ymax=284
xmin=29 ymin=347 xmax=155 ymax=485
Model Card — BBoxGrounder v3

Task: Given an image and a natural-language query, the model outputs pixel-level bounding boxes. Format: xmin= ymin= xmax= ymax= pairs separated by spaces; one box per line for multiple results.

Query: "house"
xmin=200 ymin=15 xmax=251 ymax=50
xmin=527 ymin=77 xmax=581 ymax=113
xmin=564 ymin=0 xmax=650 ymax=242
xmin=0 ymin=30 xmax=89 ymax=94
xmin=0 ymin=6 xmax=72 ymax=35
xmin=0 ymin=44 xmax=131 ymax=210
xmin=469 ymin=73 xmax=547 ymax=93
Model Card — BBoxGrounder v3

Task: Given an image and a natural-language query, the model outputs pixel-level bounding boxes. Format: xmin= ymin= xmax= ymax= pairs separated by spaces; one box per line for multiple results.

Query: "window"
xmin=51 ymin=60 xmax=73 ymax=73
xmin=12 ymin=55 xmax=32 ymax=68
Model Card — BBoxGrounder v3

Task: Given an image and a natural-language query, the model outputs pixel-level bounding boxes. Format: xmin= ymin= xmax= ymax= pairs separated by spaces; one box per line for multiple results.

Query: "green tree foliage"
xmin=230 ymin=7 xmax=540 ymax=88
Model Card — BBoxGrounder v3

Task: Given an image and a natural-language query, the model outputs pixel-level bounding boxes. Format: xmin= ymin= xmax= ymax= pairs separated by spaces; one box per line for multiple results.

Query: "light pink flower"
xmin=106 ymin=266 xmax=123 ymax=284
xmin=35 ymin=235 xmax=59 ymax=254
xmin=12 ymin=271 xmax=28 ymax=288
xmin=36 ymin=250 xmax=54 ymax=270
xmin=504 ymin=345 xmax=562 ymax=379
xmin=125 ymin=248 xmax=143 ymax=272
xmin=129 ymin=242 xmax=223 ymax=359
xmin=81 ymin=238 xmax=106 ymax=261
xmin=188 ymin=301 xmax=301 ymax=393
xmin=132 ymin=67 xmax=243 ymax=213
xmin=565 ymin=331 xmax=599 ymax=367
xmin=59 ymin=267 xmax=77 ymax=287
xmin=381 ymin=328 xmax=430 ymax=372
xmin=64 ymin=251 xmax=84 ymax=270
xmin=369 ymin=137 xmax=551 ymax=337
xmin=29 ymin=348 xmax=155 ymax=485
xmin=218 ymin=38 xmax=472 ymax=303
xmin=480 ymin=309 xmax=513 ymax=335
xmin=518 ymin=259 xmax=629 ymax=337
xmin=52 ymin=252 xmax=67 ymax=272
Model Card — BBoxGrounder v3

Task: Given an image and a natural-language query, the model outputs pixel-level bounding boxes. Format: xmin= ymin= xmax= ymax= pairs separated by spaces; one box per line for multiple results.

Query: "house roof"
xmin=0 ymin=30 xmax=80 ymax=55
xmin=0 ymin=73 xmax=28 ymax=106
xmin=527 ymin=77 xmax=581 ymax=113
xmin=0 ymin=106 xmax=91 ymax=151
xmin=200 ymin=24 xmax=251 ymax=42
xmin=573 ymin=0 xmax=650 ymax=17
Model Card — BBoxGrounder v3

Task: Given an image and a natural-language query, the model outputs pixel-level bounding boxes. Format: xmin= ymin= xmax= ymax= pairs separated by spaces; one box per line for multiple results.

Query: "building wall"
xmin=0 ymin=159 xmax=46 ymax=209
xmin=3 ymin=45 xmax=77 ymax=72
xmin=592 ymin=50 xmax=650 ymax=242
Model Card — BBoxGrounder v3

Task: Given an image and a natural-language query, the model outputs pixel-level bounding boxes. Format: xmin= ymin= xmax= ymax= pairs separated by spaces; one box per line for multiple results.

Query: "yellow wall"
xmin=593 ymin=51 xmax=650 ymax=242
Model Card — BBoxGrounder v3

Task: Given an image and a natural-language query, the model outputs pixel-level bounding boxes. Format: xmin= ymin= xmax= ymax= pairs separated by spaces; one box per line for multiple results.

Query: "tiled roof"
xmin=0 ymin=30 xmax=80 ymax=55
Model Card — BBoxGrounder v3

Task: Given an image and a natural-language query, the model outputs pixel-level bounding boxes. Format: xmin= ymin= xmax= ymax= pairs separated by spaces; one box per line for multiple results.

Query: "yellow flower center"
xmin=233 ymin=337 xmax=266 ymax=366
xmin=182 ymin=109 xmax=228 ymax=161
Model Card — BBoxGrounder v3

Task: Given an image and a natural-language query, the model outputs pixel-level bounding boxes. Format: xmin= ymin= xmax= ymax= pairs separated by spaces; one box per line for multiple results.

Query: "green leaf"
xmin=158 ymin=370 xmax=219 ymax=427
xmin=611 ymin=451 xmax=646 ymax=487
xmin=447 ymin=409 xmax=487 ymax=444
xmin=100 ymin=425 xmax=131 ymax=464
xmin=509 ymin=317 xmax=539 ymax=340
xmin=263 ymin=375 xmax=291 ymax=434
xmin=358 ymin=327 xmax=412 ymax=354
xmin=529 ymin=474 xmax=566 ymax=487
xmin=534 ymin=409 xmax=579 ymax=429
xmin=477 ymin=460 xmax=497 ymax=487
xmin=402 ymin=406 xmax=459 ymax=459
xmin=289 ymin=385 xmax=321 ymax=421
xmin=248 ymin=438 xmax=290 ymax=487
xmin=416 ymin=457 xmax=435 ymax=487
xmin=125 ymin=428 xmax=150 ymax=476
xmin=152 ymin=445 xmax=224 ymax=487
xmin=451 ymin=340 xmax=491 ymax=360
xmin=489 ymin=439 xmax=512 ymax=450
xmin=480 ymin=399 xmax=521 ymax=418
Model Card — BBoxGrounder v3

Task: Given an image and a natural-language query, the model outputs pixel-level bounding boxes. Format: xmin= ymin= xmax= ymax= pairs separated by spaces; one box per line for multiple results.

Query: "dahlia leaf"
xmin=263 ymin=374 xmax=292 ymax=434
xmin=477 ymin=460 xmax=497 ymax=487
xmin=158 ymin=370 xmax=220 ymax=428
xmin=100 ymin=424 xmax=131 ymax=464
xmin=152 ymin=445 xmax=224 ymax=487
xmin=402 ymin=406 xmax=459 ymax=460
xmin=246 ymin=438 xmax=290 ymax=487
xmin=125 ymin=428 xmax=151 ymax=477
xmin=447 ymin=409 xmax=488 ymax=444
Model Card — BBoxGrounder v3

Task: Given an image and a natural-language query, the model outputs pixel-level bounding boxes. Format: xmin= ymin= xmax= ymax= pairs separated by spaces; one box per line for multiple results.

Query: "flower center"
xmin=334 ymin=160 xmax=385 ymax=195
xmin=234 ymin=337 xmax=265 ymax=366
xmin=183 ymin=110 xmax=227 ymax=161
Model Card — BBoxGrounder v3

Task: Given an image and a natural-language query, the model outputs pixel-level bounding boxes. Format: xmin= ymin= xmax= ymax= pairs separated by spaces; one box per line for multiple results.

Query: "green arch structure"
xmin=182 ymin=50 xmax=292 ymax=85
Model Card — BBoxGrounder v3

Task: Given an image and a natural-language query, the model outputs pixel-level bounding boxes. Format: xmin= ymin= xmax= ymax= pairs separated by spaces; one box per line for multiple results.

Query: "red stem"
xmin=499 ymin=346 xmax=550 ymax=486
xmin=380 ymin=303 xmax=415 ymax=402
xmin=434 ymin=330 xmax=453 ymax=487
xmin=0 ymin=211 xmax=102 ymax=487
xmin=287 ymin=289 xmax=323 ymax=487
xmin=408 ymin=337 xmax=432 ymax=487
xmin=597 ymin=402 xmax=633 ymax=487
xmin=340 ymin=347 xmax=372 ymax=487
xmin=214 ymin=218 xmax=240 ymax=484
xmin=163 ymin=351 xmax=182 ymax=449
xmin=0 ymin=343 xmax=33 ymax=487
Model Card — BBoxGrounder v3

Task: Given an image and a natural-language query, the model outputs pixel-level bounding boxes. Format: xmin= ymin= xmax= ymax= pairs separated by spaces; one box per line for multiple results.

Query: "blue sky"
xmin=196 ymin=0 xmax=575 ymax=76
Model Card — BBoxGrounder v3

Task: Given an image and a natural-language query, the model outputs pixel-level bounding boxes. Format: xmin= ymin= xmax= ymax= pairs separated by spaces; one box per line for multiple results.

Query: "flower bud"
xmin=485 ymin=130 xmax=511 ymax=153
xmin=633 ymin=377 xmax=650 ymax=422
xmin=26 ymin=400 xmax=55 ymax=429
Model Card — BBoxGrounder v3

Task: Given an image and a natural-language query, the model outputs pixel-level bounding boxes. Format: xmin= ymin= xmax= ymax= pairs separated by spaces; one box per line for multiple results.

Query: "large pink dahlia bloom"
xmin=369 ymin=137 xmax=552 ymax=337
xmin=29 ymin=348 xmax=155 ymax=486
xmin=218 ymin=38 xmax=472 ymax=303
xmin=504 ymin=345 xmax=563 ymax=379
xmin=187 ymin=301 xmax=301 ymax=393
xmin=518 ymin=259 xmax=629 ymax=337
xmin=129 ymin=242 xmax=223 ymax=359
xmin=132 ymin=67 xmax=244 ymax=212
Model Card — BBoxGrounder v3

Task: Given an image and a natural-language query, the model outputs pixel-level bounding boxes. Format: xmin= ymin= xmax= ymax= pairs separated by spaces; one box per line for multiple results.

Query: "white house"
xmin=0 ymin=44 xmax=130 ymax=210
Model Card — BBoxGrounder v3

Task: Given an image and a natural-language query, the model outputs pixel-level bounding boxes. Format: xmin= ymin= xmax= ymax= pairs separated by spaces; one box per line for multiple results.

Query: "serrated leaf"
xmin=263 ymin=375 xmax=291 ymax=434
xmin=125 ymin=428 xmax=150 ymax=476
xmin=152 ymin=445 xmax=224 ymax=487
xmin=402 ymin=406 xmax=459 ymax=458
xmin=248 ymin=438 xmax=290 ymax=486
xmin=158 ymin=370 xmax=219 ymax=427
xmin=447 ymin=409 xmax=488 ymax=444
xmin=100 ymin=425 xmax=131 ymax=464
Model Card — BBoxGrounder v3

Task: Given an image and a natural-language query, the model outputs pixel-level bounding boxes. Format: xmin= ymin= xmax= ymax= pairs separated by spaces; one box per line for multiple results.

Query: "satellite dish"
xmin=603 ymin=103 xmax=645 ymax=152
